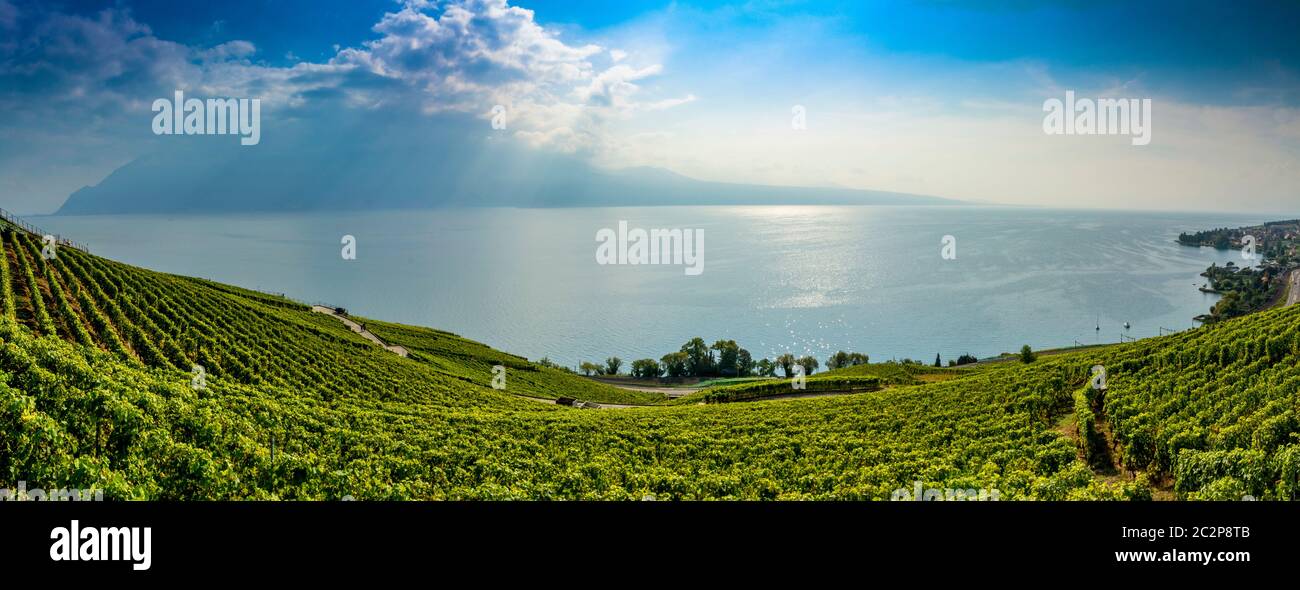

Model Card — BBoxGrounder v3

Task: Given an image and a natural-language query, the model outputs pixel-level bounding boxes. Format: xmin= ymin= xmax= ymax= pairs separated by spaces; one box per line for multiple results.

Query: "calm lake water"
xmin=32 ymin=206 xmax=1267 ymax=368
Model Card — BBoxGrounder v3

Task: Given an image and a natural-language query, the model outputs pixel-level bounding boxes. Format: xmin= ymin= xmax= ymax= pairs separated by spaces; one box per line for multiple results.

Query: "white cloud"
xmin=643 ymin=94 xmax=697 ymax=111
xmin=325 ymin=0 xmax=689 ymax=152
xmin=199 ymin=40 xmax=257 ymax=62
xmin=573 ymin=63 xmax=662 ymax=107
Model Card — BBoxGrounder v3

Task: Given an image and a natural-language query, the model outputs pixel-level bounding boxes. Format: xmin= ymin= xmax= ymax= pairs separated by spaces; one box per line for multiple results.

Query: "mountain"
xmin=54 ymin=137 xmax=961 ymax=215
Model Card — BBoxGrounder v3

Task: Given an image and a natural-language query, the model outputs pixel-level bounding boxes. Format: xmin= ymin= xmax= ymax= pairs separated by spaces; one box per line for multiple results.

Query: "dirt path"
xmin=311 ymin=305 xmax=409 ymax=357
xmin=309 ymin=307 xmax=652 ymax=409
xmin=588 ymin=378 xmax=701 ymax=398
xmin=516 ymin=395 xmax=641 ymax=410
xmin=607 ymin=384 xmax=699 ymax=398
xmin=1287 ymin=270 xmax=1300 ymax=307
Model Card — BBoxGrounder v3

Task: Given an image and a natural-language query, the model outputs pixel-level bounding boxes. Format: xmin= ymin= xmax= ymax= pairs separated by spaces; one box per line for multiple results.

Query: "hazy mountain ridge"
xmin=55 ymin=142 xmax=962 ymax=214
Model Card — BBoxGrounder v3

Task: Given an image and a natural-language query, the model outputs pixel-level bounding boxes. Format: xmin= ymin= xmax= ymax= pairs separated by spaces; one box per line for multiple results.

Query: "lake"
xmin=32 ymin=206 xmax=1264 ymax=368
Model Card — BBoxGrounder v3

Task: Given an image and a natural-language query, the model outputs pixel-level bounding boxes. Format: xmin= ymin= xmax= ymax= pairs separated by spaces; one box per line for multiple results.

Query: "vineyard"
xmin=2 ymin=220 xmax=1299 ymax=500
xmin=678 ymin=375 xmax=883 ymax=404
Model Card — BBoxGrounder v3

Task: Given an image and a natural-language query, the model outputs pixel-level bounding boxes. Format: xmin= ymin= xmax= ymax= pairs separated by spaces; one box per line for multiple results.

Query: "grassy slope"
xmin=359 ymin=318 xmax=665 ymax=405
xmin=2 ymin=222 xmax=1300 ymax=500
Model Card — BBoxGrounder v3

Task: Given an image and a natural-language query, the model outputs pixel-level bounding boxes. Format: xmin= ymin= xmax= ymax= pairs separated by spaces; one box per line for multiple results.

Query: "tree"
xmin=756 ymin=358 xmax=776 ymax=377
xmin=1019 ymin=345 xmax=1036 ymax=364
xmin=826 ymin=350 xmax=870 ymax=370
xmin=797 ymin=355 xmax=819 ymax=376
xmin=736 ymin=348 xmax=755 ymax=377
xmin=630 ymin=358 xmax=662 ymax=380
xmin=934 ymin=353 xmax=942 ymax=367
xmin=711 ymin=339 xmax=740 ymax=376
xmin=579 ymin=361 xmax=601 ymax=376
xmin=956 ymin=353 xmax=978 ymax=366
xmin=776 ymin=353 xmax=796 ymax=378
xmin=660 ymin=352 xmax=689 ymax=379
xmin=605 ymin=356 xmax=623 ymax=375
xmin=681 ymin=337 xmax=715 ymax=377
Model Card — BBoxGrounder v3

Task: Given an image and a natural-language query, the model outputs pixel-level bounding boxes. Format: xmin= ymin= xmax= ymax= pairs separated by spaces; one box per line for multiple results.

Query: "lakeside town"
xmin=1178 ymin=219 xmax=1300 ymax=321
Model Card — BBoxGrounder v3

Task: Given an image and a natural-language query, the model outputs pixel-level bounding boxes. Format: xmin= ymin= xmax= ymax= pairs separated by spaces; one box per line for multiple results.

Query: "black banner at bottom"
xmin=1 ymin=501 xmax=1285 ymax=581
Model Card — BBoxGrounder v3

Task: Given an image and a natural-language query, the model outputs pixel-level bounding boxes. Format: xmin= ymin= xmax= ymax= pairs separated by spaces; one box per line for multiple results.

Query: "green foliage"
xmin=1019 ymin=345 xmax=1037 ymax=364
xmin=776 ymin=353 xmax=795 ymax=377
xmin=630 ymin=358 xmax=662 ymax=380
xmin=5 ymin=231 xmax=1300 ymax=499
xmin=689 ymin=375 xmax=881 ymax=404
xmin=0 ymin=229 xmax=15 ymax=319
xmin=822 ymin=361 xmax=959 ymax=384
xmin=660 ymin=351 xmax=688 ymax=379
xmin=825 ymin=350 xmax=869 ymax=370
xmin=358 ymin=319 xmax=659 ymax=405
xmin=1174 ymin=449 xmax=1271 ymax=499
xmin=1073 ymin=387 xmax=1106 ymax=468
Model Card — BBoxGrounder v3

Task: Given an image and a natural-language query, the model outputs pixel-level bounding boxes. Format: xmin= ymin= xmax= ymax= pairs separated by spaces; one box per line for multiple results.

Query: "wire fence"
xmin=0 ymin=207 xmax=90 ymax=253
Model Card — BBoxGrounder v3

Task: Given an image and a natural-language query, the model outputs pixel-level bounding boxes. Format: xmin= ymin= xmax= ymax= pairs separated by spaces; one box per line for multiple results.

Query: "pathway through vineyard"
xmin=310 ymin=305 xmax=645 ymax=409
xmin=310 ymin=306 xmax=409 ymax=357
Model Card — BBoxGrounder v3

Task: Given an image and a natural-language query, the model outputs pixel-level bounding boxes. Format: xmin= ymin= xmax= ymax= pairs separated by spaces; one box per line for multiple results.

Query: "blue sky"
xmin=3 ymin=0 xmax=1299 ymax=213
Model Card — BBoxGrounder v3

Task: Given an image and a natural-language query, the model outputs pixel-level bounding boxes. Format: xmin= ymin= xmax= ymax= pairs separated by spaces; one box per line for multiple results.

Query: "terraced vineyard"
xmin=2 ymin=221 xmax=1299 ymax=500
xmin=0 ymin=226 xmax=631 ymax=410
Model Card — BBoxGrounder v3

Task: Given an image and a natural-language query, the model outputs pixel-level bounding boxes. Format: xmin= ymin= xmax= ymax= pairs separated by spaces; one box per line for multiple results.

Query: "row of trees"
xmin=578 ymin=343 xmax=991 ymax=380
xmin=934 ymin=353 xmax=980 ymax=367
xmin=578 ymin=357 xmax=623 ymax=376
xmin=581 ymin=337 xmax=876 ymax=380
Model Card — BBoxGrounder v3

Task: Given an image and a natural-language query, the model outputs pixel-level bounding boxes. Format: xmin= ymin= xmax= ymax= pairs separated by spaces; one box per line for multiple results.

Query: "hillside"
xmin=2 ymin=221 xmax=1299 ymax=500
xmin=0 ymin=223 xmax=653 ymax=407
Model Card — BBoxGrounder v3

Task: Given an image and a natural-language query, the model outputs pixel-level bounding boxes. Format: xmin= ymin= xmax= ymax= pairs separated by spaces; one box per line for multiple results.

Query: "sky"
xmin=2 ymin=0 xmax=1299 ymax=214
